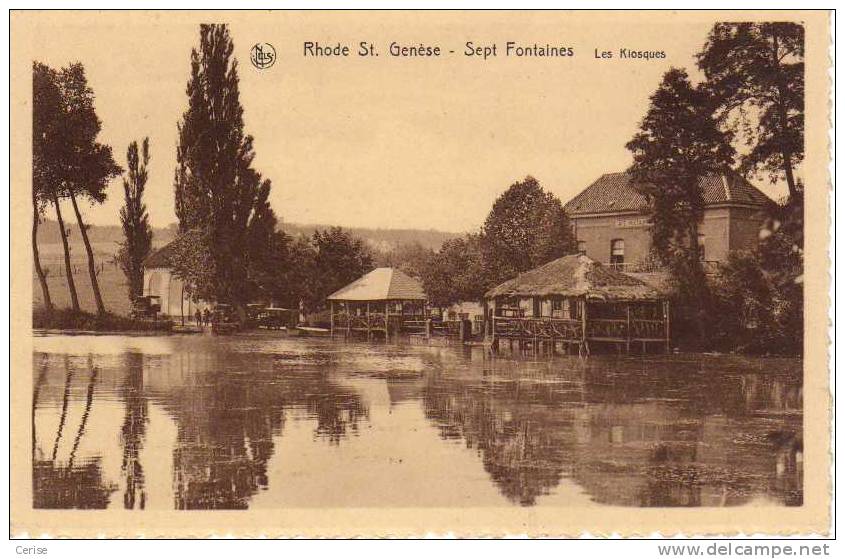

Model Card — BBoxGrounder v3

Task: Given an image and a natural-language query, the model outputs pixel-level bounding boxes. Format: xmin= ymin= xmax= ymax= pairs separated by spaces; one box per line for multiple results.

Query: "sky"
xmin=17 ymin=11 xmax=785 ymax=232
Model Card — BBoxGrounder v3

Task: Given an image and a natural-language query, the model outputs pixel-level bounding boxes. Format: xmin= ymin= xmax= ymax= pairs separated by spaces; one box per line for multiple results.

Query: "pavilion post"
xmin=663 ymin=300 xmax=671 ymax=353
xmin=346 ymin=302 xmax=351 ymax=339
xmin=366 ymin=302 xmax=371 ymax=341
xmin=330 ymin=301 xmax=335 ymax=337
xmin=626 ymin=303 xmax=631 ymax=354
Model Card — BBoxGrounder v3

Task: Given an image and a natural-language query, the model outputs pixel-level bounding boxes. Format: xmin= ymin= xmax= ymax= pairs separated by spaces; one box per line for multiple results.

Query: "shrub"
xmin=33 ymin=307 xmax=172 ymax=332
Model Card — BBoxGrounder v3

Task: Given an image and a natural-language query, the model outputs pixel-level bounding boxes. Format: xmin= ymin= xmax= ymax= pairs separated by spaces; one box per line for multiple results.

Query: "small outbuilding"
xmin=484 ymin=254 xmax=669 ymax=353
xmin=327 ymin=267 xmax=427 ymax=339
xmin=143 ymin=229 xmax=210 ymax=322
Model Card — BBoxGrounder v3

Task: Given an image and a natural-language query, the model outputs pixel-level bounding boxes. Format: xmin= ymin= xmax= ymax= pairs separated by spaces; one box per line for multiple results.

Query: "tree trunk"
xmin=32 ymin=196 xmax=53 ymax=312
xmin=688 ymin=220 xmax=707 ymax=348
xmin=770 ymin=30 xmax=799 ymax=200
xmin=52 ymin=192 xmax=80 ymax=312
xmin=69 ymin=192 xmax=106 ymax=315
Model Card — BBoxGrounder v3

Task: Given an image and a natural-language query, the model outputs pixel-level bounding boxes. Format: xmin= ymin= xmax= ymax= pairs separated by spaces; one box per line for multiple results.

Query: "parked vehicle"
xmin=129 ymin=295 xmax=161 ymax=320
xmin=257 ymin=307 xmax=296 ymax=330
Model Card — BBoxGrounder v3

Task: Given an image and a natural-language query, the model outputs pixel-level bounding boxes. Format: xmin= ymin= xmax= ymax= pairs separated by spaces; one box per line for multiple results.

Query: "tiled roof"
xmin=485 ymin=254 xmax=660 ymax=301
xmin=143 ymin=229 xmax=203 ymax=269
xmin=564 ymin=172 xmax=772 ymax=216
xmin=327 ymin=268 xmax=427 ymax=301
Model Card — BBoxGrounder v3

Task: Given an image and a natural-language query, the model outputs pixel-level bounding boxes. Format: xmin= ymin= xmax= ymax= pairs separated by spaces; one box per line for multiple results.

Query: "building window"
xmin=610 ymin=239 xmax=625 ymax=269
xmin=577 ymin=240 xmax=587 ymax=255
xmin=697 ymin=233 xmax=706 ymax=261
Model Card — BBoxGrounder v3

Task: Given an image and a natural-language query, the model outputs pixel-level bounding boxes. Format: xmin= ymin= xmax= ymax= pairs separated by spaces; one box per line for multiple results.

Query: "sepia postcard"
xmin=9 ymin=9 xmax=833 ymax=538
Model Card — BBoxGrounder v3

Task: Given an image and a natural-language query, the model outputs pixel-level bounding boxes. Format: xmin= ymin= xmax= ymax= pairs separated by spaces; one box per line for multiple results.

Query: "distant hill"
xmin=279 ymin=222 xmax=458 ymax=252
xmin=34 ymin=219 xmax=458 ymax=254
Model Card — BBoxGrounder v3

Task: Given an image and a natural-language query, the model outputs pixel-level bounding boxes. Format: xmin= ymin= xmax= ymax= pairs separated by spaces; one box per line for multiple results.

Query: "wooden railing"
xmin=492 ymin=317 xmax=583 ymax=340
xmin=493 ymin=316 xmax=666 ymax=341
xmin=333 ymin=312 xmax=387 ymax=330
xmin=431 ymin=320 xmax=462 ymax=337
xmin=333 ymin=312 xmax=427 ymax=332
xmin=604 ymin=261 xmax=720 ymax=274
xmin=586 ymin=318 xmax=666 ymax=340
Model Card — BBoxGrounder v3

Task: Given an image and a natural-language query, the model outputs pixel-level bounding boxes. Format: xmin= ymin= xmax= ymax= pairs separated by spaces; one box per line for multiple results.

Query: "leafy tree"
xmin=33 ymin=62 xmax=121 ymax=314
xmin=118 ymin=138 xmax=153 ymax=300
xmin=710 ymin=196 xmax=803 ymax=357
xmin=697 ymin=23 xmax=804 ymax=199
xmin=32 ymin=62 xmax=61 ymax=311
xmin=375 ymin=241 xmax=435 ymax=280
xmin=58 ymin=63 xmax=122 ymax=315
xmin=626 ymin=70 xmax=734 ymax=279
xmin=310 ymin=227 xmax=374 ymax=309
xmin=172 ymin=24 xmax=278 ymax=314
xmin=480 ymin=176 xmax=576 ymax=287
xmin=625 ymin=68 xmax=735 ymax=346
xmin=34 ymin=62 xmax=78 ymax=311
xmin=421 ymin=234 xmax=487 ymax=308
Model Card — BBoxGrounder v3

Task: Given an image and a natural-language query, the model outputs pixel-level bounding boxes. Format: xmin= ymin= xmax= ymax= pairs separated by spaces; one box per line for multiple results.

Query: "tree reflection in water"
xmin=31 ymin=339 xmax=801 ymax=510
xmin=33 ymin=356 xmax=117 ymax=509
xmin=154 ymin=352 xmax=368 ymax=510
xmin=422 ymin=355 xmax=803 ymax=507
xmin=120 ymin=353 xmax=148 ymax=509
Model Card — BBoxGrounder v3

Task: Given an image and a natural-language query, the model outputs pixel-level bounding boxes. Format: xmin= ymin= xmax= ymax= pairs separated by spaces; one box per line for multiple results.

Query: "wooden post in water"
xmin=330 ymin=301 xmax=335 ymax=337
xmin=366 ymin=302 xmax=371 ymax=341
xmin=579 ymin=298 xmax=587 ymax=355
xmin=664 ymin=300 xmax=671 ymax=353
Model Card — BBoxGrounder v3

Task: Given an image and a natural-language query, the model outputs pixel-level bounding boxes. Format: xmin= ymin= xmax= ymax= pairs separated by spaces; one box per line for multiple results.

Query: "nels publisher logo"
xmin=250 ymin=42 xmax=276 ymax=70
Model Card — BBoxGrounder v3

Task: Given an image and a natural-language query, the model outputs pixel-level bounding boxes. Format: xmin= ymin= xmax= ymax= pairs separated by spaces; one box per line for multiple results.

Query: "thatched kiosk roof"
xmin=327 ymin=267 xmax=427 ymax=302
xmin=485 ymin=254 xmax=661 ymax=301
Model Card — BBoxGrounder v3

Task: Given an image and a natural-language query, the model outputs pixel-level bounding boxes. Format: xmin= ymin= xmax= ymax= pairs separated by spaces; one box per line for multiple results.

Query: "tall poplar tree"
xmin=118 ymin=138 xmax=153 ymax=300
xmin=172 ymin=24 xmax=278 ymax=312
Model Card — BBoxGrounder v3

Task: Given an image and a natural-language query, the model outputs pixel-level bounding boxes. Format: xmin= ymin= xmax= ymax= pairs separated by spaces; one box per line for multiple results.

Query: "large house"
xmin=563 ymin=172 xmax=773 ymax=272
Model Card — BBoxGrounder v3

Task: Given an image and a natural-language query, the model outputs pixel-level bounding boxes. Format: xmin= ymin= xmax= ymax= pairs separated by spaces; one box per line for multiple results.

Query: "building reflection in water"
xmin=422 ymin=354 xmax=802 ymax=507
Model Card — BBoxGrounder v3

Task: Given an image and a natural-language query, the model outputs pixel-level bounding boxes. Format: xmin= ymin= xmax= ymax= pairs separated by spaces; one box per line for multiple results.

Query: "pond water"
xmin=31 ymin=333 xmax=803 ymax=510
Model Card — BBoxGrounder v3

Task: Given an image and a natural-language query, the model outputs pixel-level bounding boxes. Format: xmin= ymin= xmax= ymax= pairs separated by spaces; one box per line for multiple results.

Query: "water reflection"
xmin=32 ymin=335 xmax=802 ymax=509
xmin=423 ymin=355 xmax=802 ymax=507
xmin=33 ymin=355 xmax=117 ymax=509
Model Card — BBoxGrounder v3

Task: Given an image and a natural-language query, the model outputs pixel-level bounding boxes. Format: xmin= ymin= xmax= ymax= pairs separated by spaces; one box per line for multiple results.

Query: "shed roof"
xmin=485 ymin=254 xmax=660 ymax=301
xmin=564 ymin=171 xmax=772 ymax=216
xmin=143 ymin=229 xmax=203 ymax=269
xmin=327 ymin=268 xmax=427 ymax=301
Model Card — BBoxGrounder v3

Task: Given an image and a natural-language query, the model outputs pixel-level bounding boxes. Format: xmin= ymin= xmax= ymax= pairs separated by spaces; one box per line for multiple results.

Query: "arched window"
xmin=610 ymin=239 xmax=625 ymax=269
xmin=697 ymin=233 xmax=706 ymax=261
xmin=146 ymin=271 xmax=162 ymax=297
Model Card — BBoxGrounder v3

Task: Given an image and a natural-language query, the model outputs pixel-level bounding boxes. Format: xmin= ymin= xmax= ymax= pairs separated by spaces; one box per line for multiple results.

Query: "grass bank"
xmin=33 ymin=307 xmax=172 ymax=332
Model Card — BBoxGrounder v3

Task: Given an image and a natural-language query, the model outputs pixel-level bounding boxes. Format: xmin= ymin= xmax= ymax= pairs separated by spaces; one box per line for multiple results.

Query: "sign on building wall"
xmin=614 ymin=217 xmax=649 ymax=229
